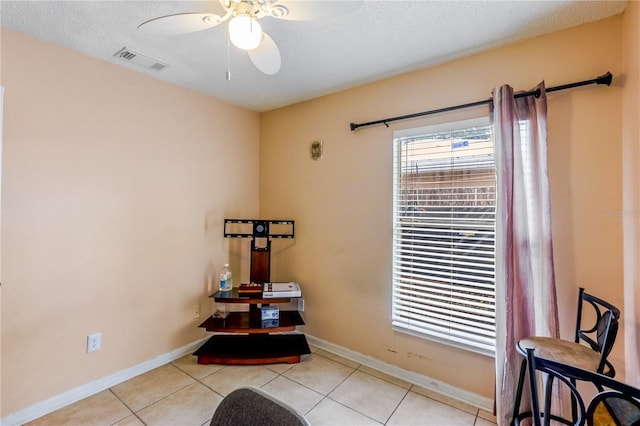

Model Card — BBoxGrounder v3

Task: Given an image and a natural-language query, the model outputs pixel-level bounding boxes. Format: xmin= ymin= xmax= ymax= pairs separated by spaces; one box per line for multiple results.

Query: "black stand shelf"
xmin=194 ymin=289 xmax=310 ymax=365
xmin=194 ymin=334 xmax=310 ymax=365
xmin=194 ymin=219 xmax=309 ymax=365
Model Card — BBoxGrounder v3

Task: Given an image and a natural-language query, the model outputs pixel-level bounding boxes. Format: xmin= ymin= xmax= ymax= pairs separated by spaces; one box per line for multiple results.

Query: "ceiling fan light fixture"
xmin=228 ymin=13 xmax=262 ymax=50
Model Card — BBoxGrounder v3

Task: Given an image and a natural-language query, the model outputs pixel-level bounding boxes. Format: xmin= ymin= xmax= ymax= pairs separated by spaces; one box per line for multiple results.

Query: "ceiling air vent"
xmin=113 ymin=47 xmax=168 ymax=72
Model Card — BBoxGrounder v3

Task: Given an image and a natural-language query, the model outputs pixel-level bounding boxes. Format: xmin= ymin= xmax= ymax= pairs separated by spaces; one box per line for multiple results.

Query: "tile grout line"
xmin=280 ymin=352 xmax=356 ymax=398
xmin=303 ymin=395 xmax=326 ymax=417
xmin=192 ymin=365 xmax=229 ymax=400
xmin=319 ymin=362 xmax=384 ymax=422
xmin=268 ymin=352 xmax=363 ymax=418
xmin=112 ymin=363 xmax=200 ymax=421
xmin=327 ymin=396 xmax=384 ymax=425
xmin=311 ymin=352 xmax=482 ymax=425
xmin=107 ymin=388 xmax=146 ymax=426
xmin=344 ymin=364 xmax=415 ymax=424
xmin=271 ymin=357 xmax=327 ymax=416
xmin=322 ymin=368 xmax=411 ymax=425
xmin=381 ymin=387 xmax=411 ymax=425
xmin=273 ymin=353 xmax=350 ymax=415
xmin=289 ymin=351 xmax=410 ymax=424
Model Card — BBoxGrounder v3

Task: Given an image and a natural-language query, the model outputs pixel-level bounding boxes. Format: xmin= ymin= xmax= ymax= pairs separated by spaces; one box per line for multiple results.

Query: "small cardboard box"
xmin=261 ymin=319 xmax=279 ymax=328
xmin=261 ymin=306 xmax=279 ymax=320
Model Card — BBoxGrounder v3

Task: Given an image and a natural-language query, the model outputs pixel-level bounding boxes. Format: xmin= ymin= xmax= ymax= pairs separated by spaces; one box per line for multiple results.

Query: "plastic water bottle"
xmin=225 ymin=264 xmax=233 ymax=289
xmin=219 ymin=263 xmax=233 ymax=292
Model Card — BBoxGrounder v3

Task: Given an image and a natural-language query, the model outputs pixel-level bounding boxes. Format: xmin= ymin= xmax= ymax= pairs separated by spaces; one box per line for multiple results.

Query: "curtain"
xmin=0 ymin=86 xmax=3 ymax=285
xmin=491 ymin=82 xmax=560 ymax=425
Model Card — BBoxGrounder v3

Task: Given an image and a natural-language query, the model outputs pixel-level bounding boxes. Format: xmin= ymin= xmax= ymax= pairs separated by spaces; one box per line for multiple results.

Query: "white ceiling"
xmin=0 ymin=1 xmax=627 ymax=112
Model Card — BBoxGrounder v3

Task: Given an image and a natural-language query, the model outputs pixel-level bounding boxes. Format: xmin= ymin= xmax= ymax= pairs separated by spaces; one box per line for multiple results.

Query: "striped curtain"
xmin=491 ymin=82 xmax=560 ymax=425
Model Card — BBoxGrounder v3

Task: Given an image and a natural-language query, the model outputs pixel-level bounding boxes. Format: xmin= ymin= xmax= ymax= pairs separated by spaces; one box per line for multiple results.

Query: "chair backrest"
xmin=210 ymin=387 xmax=310 ymax=426
xmin=575 ymin=287 xmax=621 ymax=376
xmin=525 ymin=348 xmax=640 ymax=426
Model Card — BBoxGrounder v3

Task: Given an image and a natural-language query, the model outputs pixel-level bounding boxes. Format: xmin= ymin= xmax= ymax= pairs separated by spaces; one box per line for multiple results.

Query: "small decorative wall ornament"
xmin=310 ymin=140 xmax=323 ymax=160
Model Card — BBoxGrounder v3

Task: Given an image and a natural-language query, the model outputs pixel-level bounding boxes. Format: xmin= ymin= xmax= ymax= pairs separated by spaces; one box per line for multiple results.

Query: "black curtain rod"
xmin=349 ymin=71 xmax=613 ymax=132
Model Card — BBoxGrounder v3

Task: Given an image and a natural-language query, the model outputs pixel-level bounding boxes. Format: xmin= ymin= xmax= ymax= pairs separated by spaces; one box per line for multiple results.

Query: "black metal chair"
xmin=512 ymin=287 xmax=621 ymax=425
xmin=525 ymin=348 xmax=640 ymax=426
xmin=210 ymin=387 xmax=310 ymax=426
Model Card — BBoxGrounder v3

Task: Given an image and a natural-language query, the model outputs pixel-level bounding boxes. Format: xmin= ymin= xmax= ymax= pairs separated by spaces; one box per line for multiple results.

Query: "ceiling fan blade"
xmin=272 ymin=1 xmax=362 ymax=21
xmin=248 ymin=33 xmax=281 ymax=75
xmin=137 ymin=13 xmax=222 ymax=36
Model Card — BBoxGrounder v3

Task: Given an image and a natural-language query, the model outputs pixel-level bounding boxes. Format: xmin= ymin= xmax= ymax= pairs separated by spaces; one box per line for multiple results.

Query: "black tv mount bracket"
xmin=224 ymin=219 xmax=295 ymax=284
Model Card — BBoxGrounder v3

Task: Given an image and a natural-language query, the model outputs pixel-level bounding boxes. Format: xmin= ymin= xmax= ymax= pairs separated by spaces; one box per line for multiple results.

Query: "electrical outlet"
xmin=87 ymin=333 xmax=101 ymax=353
xmin=297 ymin=298 xmax=305 ymax=312
xmin=194 ymin=304 xmax=201 ymax=318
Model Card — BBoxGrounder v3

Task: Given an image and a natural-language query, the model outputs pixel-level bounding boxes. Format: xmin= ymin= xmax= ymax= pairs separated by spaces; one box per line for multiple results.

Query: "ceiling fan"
xmin=137 ymin=0 xmax=361 ymax=76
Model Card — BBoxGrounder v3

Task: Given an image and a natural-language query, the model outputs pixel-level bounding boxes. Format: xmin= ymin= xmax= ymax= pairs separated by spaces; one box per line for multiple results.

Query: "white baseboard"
xmin=1 ymin=338 xmax=208 ymax=426
xmin=305 ymin=334 xmax=494 ymax=412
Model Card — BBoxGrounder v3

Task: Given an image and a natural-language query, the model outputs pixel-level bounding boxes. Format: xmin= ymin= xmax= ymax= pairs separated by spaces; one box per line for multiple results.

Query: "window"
xmin=392 ymin=118 xmax=496 ymax=355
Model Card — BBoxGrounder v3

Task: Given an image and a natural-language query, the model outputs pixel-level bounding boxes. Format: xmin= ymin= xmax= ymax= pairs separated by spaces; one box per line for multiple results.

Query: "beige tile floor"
xmin=26 ymin=347 xmax=497 ymax=426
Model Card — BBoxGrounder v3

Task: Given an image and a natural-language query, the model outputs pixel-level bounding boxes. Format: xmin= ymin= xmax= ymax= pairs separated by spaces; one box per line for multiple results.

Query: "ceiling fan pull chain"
xmin=226 ymin=29 xmax=232 ymax=81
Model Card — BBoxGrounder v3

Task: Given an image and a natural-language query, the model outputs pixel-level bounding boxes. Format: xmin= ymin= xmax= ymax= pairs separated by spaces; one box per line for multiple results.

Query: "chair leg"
xmin=544 ymin=374 xmax=554 ymax=426
xmin=512 ymin=358 xmax=529 ymax=426
xmin=570 ymin=377 xmax=577 ymax=422
xmin=527 ymin=357 xmax=542 ymax=426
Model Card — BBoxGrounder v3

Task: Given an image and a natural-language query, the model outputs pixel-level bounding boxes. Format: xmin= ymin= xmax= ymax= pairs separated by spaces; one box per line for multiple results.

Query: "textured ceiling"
xmin=0 ymin=1 xmax=627 ymax=112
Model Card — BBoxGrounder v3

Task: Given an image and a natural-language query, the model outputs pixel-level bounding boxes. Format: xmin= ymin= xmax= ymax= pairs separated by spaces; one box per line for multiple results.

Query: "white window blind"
xmin=392 ymin=119 xmax=496 ymax=355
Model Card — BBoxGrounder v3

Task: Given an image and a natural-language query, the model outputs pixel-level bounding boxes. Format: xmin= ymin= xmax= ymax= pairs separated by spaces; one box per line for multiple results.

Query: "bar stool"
xmin=511 ymin=287 xmax=620 ymax=426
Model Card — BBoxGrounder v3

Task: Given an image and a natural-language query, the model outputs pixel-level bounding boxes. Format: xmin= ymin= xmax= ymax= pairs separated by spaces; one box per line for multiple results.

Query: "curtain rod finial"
xmin=596 ymin=72 xmax=613 ymax=86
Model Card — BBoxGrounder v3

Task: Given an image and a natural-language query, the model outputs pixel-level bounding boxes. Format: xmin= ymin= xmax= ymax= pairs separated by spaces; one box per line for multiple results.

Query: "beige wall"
xmin=622 ymin=1 xmax=640 ymax=386
xmin=260 ymin=16 xmax=625 ymax=398
xmin=0 ymin=28 xmax=260 ymax=416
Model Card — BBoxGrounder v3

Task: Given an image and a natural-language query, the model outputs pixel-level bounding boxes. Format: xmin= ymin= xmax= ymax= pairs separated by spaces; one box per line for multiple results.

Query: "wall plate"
xmin=310 ymin=140 xmax=323 ymax=160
